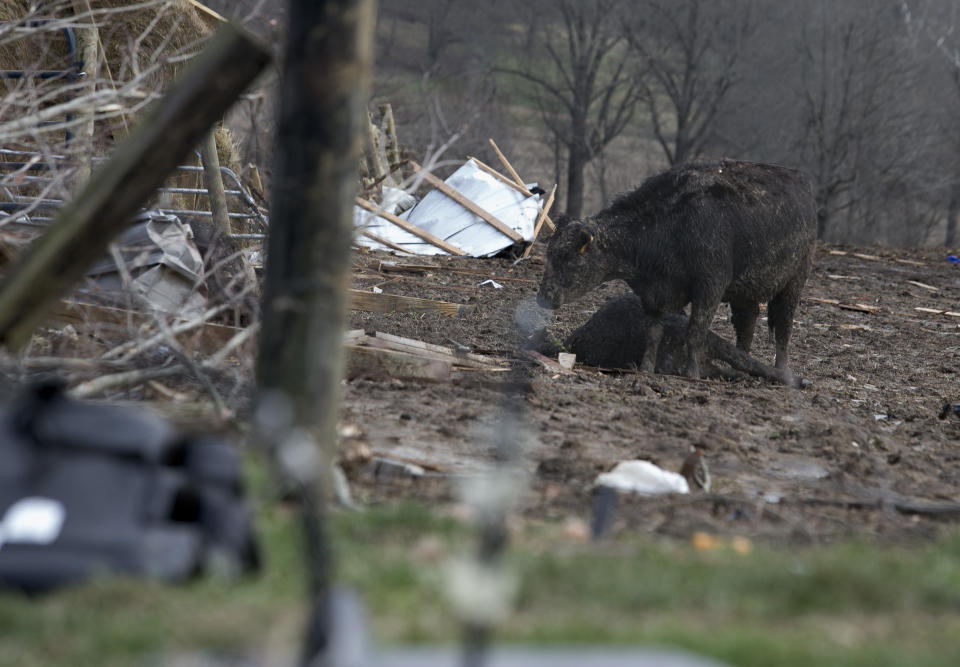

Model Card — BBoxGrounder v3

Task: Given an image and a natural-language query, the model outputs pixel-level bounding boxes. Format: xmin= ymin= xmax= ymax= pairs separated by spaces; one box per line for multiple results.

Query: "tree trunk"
xmin=566 ymin=120 xmax=589 ymax=218
xmin=947 ymin=191 xmax=959 ymax=248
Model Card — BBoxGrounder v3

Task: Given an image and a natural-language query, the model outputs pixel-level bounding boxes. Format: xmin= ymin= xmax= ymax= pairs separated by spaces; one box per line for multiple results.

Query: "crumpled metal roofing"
xmin=354 ymin=159 xmax=542 ymax=257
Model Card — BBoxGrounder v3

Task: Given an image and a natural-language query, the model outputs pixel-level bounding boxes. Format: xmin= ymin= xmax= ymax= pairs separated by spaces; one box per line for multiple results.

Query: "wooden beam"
xmin=347 ymin=288 xmax=468 ymax=317
xmin=472 ymin=151 xmax=556 ymax=233
xmin=0 ymin=24 xmax=270 ymax=351
xmin=355 ymin=197 xmax=466 ymax=256
xmin=409 ymin=161 xmax=523 ymax=243
xmin=358 ymin=230 xmax=415 ymax=255
xmin=488 ymin=138 xmax=526 ymax=191
xmin=522 ymin=183 xmax=557 ymax=258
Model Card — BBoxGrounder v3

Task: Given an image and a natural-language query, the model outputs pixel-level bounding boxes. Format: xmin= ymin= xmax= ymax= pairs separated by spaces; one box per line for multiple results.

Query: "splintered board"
xmin=348 ymin=289 xmax=469 ymax=317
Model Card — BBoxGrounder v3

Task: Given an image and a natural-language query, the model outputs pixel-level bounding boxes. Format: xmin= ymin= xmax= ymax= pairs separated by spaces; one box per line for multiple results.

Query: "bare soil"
xmin=342 ymin=241 xmax=960 ymax=544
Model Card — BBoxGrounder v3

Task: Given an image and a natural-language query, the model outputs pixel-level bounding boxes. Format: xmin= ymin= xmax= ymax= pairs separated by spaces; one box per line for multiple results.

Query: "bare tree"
xmin=497 ymin=0 xmax=642 ymax=217
xmin=901 ymin=0 xmax=960 ymax=247
xmin=622 ymin=0 xmax=755 ymax=166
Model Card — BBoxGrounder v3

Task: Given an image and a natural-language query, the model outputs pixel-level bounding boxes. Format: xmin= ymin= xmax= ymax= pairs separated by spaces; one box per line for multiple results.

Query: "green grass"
xmin=3 ymin=497 xmax=960 ymax=665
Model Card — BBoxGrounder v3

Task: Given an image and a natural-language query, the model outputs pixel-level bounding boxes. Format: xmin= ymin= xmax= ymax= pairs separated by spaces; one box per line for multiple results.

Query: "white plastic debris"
xmin=477 ymin=279 xmax=503 ymax=289
xmin=355 ymin=159 xmax=542 ymax=257
xmin=595 ymin=460 xmax=690 ymax=495
xmin=372 ymin=286 xmax=383 ymax=294
xmin=0 ymin=497 xmax=66 ymax=550
xmin=557 ymin=352 xmax=576 ymax=370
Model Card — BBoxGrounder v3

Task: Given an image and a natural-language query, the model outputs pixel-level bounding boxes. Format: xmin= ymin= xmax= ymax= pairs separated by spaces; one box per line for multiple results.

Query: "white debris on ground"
xmin=354 ymin=159 xmax=542 ymax=257
xmin=595 ymin=460 xmax=691 ymax=496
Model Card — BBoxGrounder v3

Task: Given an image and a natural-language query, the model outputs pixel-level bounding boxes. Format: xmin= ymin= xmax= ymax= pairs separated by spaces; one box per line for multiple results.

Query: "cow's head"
xmin=536 ymin=217 xmax=606 ymax=309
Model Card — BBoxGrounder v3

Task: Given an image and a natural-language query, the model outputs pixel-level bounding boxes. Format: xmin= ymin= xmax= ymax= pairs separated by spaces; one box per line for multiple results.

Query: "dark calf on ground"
xmin=526 ymin=293 xmax=807 ymax=387
xmin=537 ymin=159 xmax=816 ymax=383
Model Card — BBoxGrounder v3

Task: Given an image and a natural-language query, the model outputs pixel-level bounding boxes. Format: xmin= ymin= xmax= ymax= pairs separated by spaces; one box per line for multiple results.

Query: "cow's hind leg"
xmin=767 ymin=278 xmax=805 ymax=379
xmin=730 ymin=301 xmax=760 ymax=352
xmin=685 ymin=297 xmax=722 ymax=379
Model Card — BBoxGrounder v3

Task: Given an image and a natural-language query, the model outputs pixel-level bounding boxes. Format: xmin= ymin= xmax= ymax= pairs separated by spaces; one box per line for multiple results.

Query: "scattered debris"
xmin=477 ymin=279 xmax=503 ymax=289
xmin=906 ymin=280 xmax=938 ymax=292
xmin=355 ymin=148 xmax=553 ymax=257
xmin=81 ymin=211 xmax=206 ymax=318
xmin=557 ymin=352 xmax=576 ymax=370
xmin=594 ymin=460 xmax=690 ymax=496
xmin=914 ymin=307 xmax=960 ymax=318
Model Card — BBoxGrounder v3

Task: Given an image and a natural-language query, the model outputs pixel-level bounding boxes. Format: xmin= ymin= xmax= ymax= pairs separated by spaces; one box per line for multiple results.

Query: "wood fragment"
xmin=378 ymin=264 xmax=537 ymax=283
xmin=347 ymin=288 xmax=468 ymax=317
xmin=852 ymin=252 xmax=881 ymax=261
xmin=408 ymin=161 xmax=523 ymax=243
xmin=806 ymin=297 xmax=879 ymax=313
xmin=521 ymin=348 xmax=573 ymax=374
xmin=355 ymin=197 xmax=466 ymax=256
xmin=70 ymin=364 xmax=186 ymax=399
xmin=359 ymin=230 xmax=416 ymax=255
xmin=894 ymin=258 xmax=926 ymax=266
xmin=522 ymin=183 xmax=557 ymax=258
xmin=367 ymin=331 xmax=506 ymax=369
xmin=488 ymin=139 xmax=526 ymax=190
xmin=914 ymin=307 xmax=960 ymax=318
xmin=906 ymin=280 xmax=938 ymax=292
xmin=468 ymin=157 xmax=556 ymax=232
xmin=345 ymin=345 xmax=450 ymax=381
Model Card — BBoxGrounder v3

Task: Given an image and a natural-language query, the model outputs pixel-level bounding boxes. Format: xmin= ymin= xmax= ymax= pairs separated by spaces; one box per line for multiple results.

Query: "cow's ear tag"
xmin=579 ymin=235 xmax=594 ymax=254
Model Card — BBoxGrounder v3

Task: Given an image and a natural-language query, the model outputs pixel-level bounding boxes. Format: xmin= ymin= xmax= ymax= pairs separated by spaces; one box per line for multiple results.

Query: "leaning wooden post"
xmin=69 ymin=0 xmax=99 ymax=189
xmin=200 ymin=128 xmax=233 ymax=237
xmin=0 ymin=24 xmax=270 ymax=351
xmin=254 ymin=0 xmax=375 ymax=661
xmin=379 ymin=102 xmax=400 ymax=172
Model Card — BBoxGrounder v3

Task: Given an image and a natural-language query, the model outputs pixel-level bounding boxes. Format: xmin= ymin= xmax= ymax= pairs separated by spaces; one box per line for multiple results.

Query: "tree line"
xmin=376 ymin=0 xmax=960 ymax=247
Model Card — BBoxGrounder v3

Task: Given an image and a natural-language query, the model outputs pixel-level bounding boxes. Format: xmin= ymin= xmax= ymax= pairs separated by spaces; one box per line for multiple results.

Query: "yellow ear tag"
xmin=579 ymin=235 xmax=594 ymax=254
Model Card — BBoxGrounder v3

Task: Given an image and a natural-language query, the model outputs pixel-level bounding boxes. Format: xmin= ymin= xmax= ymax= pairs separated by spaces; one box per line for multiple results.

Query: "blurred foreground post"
xmin=254 ymin=0 xmax=376 ymax=664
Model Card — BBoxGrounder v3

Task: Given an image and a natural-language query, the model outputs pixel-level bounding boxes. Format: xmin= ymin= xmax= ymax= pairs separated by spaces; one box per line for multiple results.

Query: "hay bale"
xmin=0 ymin=1 xmax=243 ymax=212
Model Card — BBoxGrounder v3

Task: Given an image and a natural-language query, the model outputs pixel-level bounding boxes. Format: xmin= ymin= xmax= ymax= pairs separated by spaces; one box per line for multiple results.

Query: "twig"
xmin=69 ymin=364 xmax=184 ymax=399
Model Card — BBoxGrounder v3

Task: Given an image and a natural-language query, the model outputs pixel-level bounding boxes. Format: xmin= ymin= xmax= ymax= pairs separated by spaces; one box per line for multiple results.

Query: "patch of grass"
xmin=3 ymin=498 xmax=960 ymax=665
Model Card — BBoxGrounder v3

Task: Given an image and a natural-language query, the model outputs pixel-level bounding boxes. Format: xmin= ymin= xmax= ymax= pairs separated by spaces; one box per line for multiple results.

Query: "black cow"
xmin=537 ymin=159 xmax=816 ymax=384
xmin=526 ymin=293 xmax=808 ymax=387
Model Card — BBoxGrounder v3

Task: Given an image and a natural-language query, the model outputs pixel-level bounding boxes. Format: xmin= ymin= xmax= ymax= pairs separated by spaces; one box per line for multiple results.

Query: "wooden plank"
xmin=372 ymin=331 xmax=506 ymax=368
xmin=915 ymin=307 xmax=960 ymax=318
xmin=408 ymin=161 xmax=523 ymax=243
xmin=359 ymin=230 xmax=415 ymax=255
xmin=345 ymin=345 xmax=450 ymax=381
xmin=486 ymin=139 xmax=556 ymax=232
xmin=468 ymin=157 xmax=556 ymax=232
xmin=806 ymin=296 xmax=880 ymax=313
xmin=522 ymin=183 xmax=557 ymax=258
xmin=347 ymin=288 xmax=468 ymax=317
xmin=488 ymin=139 xmax=526 ymax=191
xmin=355 ymin=197 xmax=466 ymax=256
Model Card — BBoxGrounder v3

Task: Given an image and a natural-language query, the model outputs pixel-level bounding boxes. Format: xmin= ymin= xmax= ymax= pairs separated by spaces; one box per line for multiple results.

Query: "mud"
xmin=342 ymin=243 xmax=960 ymax=543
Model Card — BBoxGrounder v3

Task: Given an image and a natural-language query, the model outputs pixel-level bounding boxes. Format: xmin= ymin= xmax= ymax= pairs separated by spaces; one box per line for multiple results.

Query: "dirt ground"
xmin=341 ymin=240 xmax=960 ymax=544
